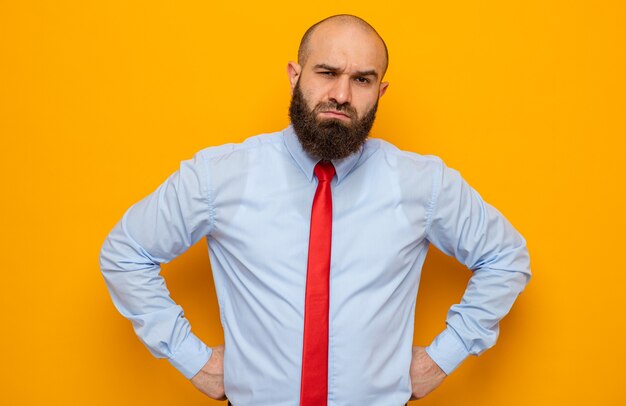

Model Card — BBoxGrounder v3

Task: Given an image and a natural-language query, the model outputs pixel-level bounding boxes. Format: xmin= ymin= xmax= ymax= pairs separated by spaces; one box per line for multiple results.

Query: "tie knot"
xmin=314 ymin=161 xmax=336 ymax=182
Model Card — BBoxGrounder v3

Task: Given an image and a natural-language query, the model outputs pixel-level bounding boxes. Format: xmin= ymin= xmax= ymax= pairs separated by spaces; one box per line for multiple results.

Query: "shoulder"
xmin=363 ymin=137 xmax=444 ymax=174
xmin=194 ymin=129 xmax=286 ymax=163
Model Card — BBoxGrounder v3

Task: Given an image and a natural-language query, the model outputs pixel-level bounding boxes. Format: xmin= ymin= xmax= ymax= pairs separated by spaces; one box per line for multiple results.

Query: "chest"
xmin=210 ymin=162 xmax=431 ymax=280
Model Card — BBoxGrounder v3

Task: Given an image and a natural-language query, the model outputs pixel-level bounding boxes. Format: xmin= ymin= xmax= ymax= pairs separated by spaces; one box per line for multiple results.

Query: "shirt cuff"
xmin=167 ymin=332 xmax=213 ymax=379
xmin=424 ymin=326 xmax=470 ymax=375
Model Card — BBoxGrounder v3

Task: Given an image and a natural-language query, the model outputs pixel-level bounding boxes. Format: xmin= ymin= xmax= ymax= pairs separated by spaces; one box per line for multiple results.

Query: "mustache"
xmin=313 ymin=101 xmax=357 ymax=118
xmin=289 ymin=81 xmax=377 ymax=161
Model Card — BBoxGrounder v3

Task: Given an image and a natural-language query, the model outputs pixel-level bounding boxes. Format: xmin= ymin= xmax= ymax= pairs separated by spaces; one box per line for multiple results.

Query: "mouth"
xmin=318 ymin=110 xmax=351 ymax=121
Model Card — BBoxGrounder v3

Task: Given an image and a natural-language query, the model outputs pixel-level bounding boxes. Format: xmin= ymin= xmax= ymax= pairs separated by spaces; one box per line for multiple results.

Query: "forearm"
xmin=425 ymin=266 xmax=530 ymax=374
xmin=424 ymin=158 xmax=531 ymax=374
xmin=100 ymin=213 xmax=213 ymax=378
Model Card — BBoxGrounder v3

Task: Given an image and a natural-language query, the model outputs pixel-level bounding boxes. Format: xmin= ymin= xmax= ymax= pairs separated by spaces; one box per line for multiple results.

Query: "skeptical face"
xmin=287 ymin=19 xmax=389 ymax=161
xmin=289 ymin=79 xmax=378 ymax=161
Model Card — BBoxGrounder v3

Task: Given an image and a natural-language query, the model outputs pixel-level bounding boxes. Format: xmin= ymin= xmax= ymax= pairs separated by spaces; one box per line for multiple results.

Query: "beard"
xmin=289 ymin=81 xmax=378 ymax=161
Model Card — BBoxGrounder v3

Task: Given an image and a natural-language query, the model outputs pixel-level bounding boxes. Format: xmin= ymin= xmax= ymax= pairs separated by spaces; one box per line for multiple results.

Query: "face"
xmin=287 ymin=22 xmax=389 ymax=160
xmin=289 ymin=79 xmax=378 ymax=160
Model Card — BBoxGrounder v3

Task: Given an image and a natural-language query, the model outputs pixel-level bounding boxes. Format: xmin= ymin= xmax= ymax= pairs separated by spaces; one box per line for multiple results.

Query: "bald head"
xmin=297 ymin=14 xmax=389 ymax=77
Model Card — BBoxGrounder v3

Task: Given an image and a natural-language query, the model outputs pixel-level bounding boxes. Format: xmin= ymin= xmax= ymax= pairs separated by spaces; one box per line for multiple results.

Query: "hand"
xmin=190 ymin=345 xmax=227 ymax=400
xmin=409 ymin=346 xmax=447 ymax=400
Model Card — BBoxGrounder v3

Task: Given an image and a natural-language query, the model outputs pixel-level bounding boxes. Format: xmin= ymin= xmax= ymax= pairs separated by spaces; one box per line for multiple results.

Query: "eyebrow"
xmin=313 ymin=63 xmax=379 ymax=80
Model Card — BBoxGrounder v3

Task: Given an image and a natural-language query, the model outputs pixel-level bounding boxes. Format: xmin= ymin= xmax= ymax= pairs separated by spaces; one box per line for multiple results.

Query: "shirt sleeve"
xmin=99 ymin=151 xmax=215 ymax=379
xmin=423 ymin=159 xmax=531 ymax=375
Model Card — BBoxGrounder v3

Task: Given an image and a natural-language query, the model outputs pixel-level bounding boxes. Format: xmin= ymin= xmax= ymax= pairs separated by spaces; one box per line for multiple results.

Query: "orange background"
xmin=1 ymin=1 xmax=624 ymax=404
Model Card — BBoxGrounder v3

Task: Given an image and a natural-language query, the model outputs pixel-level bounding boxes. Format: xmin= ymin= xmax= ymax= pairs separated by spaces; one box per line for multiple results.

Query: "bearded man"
xmin=100 ymin=14 xmax=531 ymax=406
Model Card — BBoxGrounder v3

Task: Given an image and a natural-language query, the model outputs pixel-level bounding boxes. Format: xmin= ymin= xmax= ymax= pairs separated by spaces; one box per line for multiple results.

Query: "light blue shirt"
xmin=100 ymin=125 xmax=530 ymax=406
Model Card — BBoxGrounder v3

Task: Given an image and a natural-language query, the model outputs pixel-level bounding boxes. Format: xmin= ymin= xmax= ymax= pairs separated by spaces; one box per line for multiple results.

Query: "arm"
xmin=415 ymin=159 xmax=531 ymax=390
xmin=99 ymin=152 xmax=215 ymax=380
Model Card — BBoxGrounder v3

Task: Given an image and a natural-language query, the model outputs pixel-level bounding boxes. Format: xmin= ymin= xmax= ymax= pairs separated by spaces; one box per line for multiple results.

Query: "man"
xmin=100 ymin=14 xmax=531 ymax=405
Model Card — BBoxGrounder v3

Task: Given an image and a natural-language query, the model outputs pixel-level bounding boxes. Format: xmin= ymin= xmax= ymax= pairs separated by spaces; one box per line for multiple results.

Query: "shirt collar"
xmin=283 ymin=124 xmax=364 ymax=184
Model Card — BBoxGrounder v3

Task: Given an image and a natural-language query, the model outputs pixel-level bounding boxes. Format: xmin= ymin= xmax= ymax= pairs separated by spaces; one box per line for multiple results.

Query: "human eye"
xmin=318 ymin=71 xmax=336 ymax=77
xmin=354 ymin=76 xmax=371 ymax=84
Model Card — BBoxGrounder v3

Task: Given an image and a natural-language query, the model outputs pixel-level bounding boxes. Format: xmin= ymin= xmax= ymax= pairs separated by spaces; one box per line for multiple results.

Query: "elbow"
xmin=98 ymin=220 xmax=129 ymax=274
xmin=99 ymin=231 xmax=118 ymax=274
xmin=98 ymin=219 xmax=161 ymax=274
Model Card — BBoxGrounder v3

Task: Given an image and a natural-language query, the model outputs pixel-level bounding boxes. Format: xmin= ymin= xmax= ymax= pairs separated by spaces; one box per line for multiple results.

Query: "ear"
xmin=287 ymin=61 xmax=302 ymax=94
xmin=378 ymin=81 xmax=389 ymax=98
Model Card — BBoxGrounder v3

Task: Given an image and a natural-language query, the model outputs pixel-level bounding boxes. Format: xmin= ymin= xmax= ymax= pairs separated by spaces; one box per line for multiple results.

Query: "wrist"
xmin=424 ymin=326 xmax=470 ymax=375
xmin=167 ymin=332 xmax=212 ymax=379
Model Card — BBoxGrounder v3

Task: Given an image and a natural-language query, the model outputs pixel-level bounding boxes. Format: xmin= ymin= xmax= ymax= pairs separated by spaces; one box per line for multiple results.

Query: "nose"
xmin=327 ymin=75 xmax=352 ymax=106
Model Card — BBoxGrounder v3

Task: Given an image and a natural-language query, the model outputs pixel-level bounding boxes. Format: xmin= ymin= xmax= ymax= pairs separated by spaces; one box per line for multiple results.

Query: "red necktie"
xmin=300 ymin=160 xmax=336 ymax=406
